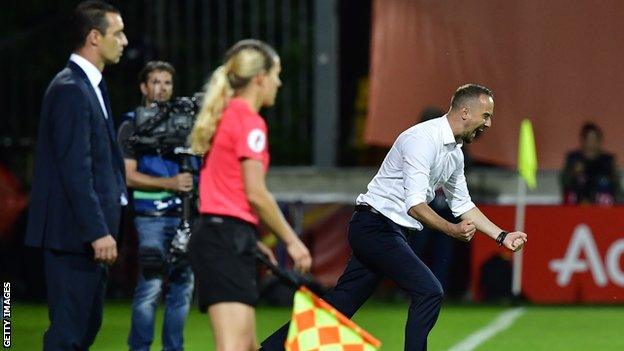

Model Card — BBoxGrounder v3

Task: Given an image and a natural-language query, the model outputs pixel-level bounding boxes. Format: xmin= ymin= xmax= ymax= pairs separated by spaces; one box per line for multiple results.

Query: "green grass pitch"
xmin=9 ymin=301 xmax=624 ymax=350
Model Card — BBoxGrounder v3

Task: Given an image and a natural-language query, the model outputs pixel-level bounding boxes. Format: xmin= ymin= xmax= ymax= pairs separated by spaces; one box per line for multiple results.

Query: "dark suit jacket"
xmin=25 ymin=61 xmax=126 ymax=254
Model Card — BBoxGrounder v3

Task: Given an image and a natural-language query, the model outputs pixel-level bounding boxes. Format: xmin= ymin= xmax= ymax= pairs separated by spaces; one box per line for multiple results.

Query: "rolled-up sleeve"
xmin=402 ymin=132 xmax=436 ymax=210
xmin=442 ymin=162 xmax=476 ymax=217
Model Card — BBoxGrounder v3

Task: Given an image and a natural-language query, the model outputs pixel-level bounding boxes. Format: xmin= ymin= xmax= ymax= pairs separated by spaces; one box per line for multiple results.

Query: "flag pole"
xmin=512 ymin=176 xmax=526 ymax=296
xmin=514 ymin=118 xmax=537 ymax=299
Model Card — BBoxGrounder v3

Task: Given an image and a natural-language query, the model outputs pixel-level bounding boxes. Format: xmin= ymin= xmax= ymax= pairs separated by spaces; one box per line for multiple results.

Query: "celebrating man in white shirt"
xmin=260 ymin=84 xmax=528 ymax=351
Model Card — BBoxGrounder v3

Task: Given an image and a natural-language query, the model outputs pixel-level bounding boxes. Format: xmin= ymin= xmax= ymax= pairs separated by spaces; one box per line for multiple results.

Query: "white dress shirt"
xmin=70 ymin=53 xmax=108 ymax=119
xmin=356 ymin=116 xmax=475 ymax=230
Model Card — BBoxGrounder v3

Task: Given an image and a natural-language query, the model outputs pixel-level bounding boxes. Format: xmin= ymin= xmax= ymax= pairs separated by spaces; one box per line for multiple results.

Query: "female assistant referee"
xmin=188 ymin=39 xmax=312 ymax=351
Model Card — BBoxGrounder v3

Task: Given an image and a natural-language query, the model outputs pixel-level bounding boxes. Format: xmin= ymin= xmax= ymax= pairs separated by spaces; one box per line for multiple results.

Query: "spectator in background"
xmin=117 ymin=61 xmax=194 ymax=351
xmin=561 ymin=122 xmax=620 ymax=205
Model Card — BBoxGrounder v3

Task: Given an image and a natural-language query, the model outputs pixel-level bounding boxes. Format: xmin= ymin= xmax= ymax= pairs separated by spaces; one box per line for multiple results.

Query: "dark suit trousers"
xmin=260 ymin=210 xmax=444 ymax=351
xmin=43 ymin=249 xmax=107 ymax=351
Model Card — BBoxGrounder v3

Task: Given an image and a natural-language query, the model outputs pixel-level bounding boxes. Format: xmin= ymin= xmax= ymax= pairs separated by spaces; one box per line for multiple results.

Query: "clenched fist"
xmin=503 ymin=231 xmax=528 ymax=252
xmin=448 ymin=219 xmax=476 ymax=242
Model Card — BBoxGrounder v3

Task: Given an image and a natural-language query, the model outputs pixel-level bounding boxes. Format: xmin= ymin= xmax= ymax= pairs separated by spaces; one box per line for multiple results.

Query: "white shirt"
xmin=69 ymin=53 xmax=108 ymax=119
xmin=356 ymin=116 xmax=475 ymax=230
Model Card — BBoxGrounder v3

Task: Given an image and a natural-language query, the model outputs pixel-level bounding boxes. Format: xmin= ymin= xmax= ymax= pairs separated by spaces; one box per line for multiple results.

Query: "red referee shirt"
xmin=198 ymin=98 xmax=270 ymax=225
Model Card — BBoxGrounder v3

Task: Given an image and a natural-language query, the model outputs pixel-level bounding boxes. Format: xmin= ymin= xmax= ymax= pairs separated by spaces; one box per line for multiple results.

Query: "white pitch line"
xmin=447 ymin=307 xmax=526 ymax=351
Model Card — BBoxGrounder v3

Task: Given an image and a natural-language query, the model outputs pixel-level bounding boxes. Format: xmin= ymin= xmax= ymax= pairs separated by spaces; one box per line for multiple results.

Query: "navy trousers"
xmin=260 ymin=210 xmax=444 ymax=351
xmin=43 ymin=249 xmax=108 ymax=350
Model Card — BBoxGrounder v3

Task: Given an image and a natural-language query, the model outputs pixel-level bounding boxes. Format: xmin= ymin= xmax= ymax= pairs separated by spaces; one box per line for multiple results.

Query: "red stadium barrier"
xmin=472 ymin=205 xmax=624 ymax=303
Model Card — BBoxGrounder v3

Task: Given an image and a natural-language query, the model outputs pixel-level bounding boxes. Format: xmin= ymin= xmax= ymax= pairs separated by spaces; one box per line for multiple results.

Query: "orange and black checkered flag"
xmin=285 ymin=287 xmax=381 ymax=351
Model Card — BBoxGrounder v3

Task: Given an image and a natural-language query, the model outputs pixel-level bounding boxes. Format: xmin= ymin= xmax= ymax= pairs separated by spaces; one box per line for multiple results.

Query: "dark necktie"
xmin=99 ymin=78 xmax=128 ymax=202
xmin=98 ymin=78 xmax=113 ymax=119
xmin=98 ymin=79 xmax=116 ymax=143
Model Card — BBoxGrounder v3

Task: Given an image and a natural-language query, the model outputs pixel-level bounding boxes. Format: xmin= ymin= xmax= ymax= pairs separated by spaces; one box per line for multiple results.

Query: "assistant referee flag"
xmin=518 ymin=119 xmax=538 ymax=190
xmin=285 ymin=287 xmax=381 ymax=351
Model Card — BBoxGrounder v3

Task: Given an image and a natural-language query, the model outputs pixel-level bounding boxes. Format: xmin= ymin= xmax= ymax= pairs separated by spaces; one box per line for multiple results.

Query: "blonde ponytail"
xmin=189 ymin=65 xmax=233 ymax=154
xmin=191 ymin=39 xmax=279 ymax=154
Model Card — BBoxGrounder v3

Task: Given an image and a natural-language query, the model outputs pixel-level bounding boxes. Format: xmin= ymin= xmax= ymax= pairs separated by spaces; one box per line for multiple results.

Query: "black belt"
xmin=354 ymin=204 xmax=417 ymax=233
xmin=354 ymin=204 xmax=382 ymax=215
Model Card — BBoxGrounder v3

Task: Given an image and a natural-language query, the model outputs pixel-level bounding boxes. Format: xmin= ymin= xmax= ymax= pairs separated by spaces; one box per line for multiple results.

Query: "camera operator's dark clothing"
xmin=118 ymin=111 xmax=182 ymax=215
xmin=561 ymin=150 xmax=620 ymax=205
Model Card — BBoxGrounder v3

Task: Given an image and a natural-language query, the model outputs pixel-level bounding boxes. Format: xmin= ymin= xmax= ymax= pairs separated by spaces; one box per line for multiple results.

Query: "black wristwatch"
xmin=496 ymin=231 xmax=509 ymax=247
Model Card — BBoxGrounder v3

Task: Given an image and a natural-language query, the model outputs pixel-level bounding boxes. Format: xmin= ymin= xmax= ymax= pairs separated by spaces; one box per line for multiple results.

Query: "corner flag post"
xmin=513 ymin=119 xmax=537 ymax=296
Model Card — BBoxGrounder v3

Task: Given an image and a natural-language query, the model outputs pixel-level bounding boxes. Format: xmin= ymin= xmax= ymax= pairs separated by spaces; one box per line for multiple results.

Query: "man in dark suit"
xmin=25 ymin=1 xmax=128 ymax=349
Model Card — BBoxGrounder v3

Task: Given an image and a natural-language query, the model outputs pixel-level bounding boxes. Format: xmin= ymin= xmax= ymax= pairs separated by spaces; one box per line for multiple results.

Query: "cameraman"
xmin=117 ymin=61 xmax=194 ymax=351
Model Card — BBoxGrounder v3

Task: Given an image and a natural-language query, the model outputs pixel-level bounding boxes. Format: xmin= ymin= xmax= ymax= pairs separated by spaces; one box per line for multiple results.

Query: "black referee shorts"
xmin=188 ymin=214 xmax=259 ymax=312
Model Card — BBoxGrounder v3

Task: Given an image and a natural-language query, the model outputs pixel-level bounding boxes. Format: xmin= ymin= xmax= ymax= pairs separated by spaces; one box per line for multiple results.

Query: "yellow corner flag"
xmin=285 ymin=287 xmax=381 ymax=351
xmin=518 ymin=119 xmax=538 ymax=190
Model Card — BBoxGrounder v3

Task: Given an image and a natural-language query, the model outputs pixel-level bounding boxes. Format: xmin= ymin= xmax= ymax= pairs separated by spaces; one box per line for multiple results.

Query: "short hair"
xmin=138 ymin=61 xmax=176 ymax=84
xmin=580 ymin=122 xmax=602 ymax=140
xmin=450 ymin=84 xmax=494 ymax=110
xmin=70 ymin=0 xmax=120 ymax=50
